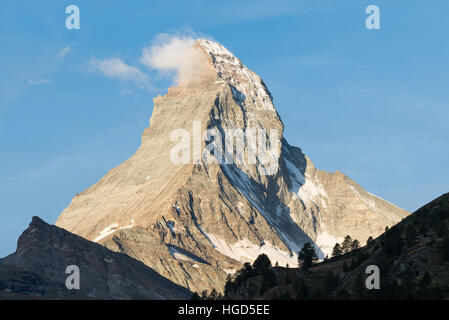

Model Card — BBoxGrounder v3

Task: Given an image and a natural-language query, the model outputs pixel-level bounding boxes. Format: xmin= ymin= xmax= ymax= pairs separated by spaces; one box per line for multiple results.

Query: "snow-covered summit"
xmin=56 ymin=38 xmax=410 ymax=294
xmin=198 ymin=39 xmax=275 ymax=112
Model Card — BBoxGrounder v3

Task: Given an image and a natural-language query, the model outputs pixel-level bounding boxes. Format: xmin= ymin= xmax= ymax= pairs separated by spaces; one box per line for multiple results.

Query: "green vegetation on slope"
xmin=207 ymin=193 xmax=449 ymax=300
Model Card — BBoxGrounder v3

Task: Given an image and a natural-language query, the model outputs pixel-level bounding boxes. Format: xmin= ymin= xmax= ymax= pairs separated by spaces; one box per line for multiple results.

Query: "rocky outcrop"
xmin=0 ymin=217 xmax=191 ymax=299
xmin=55 ymin=39 xmax=409 ymax=293
xmin=224 ymin=193 xmax=449 ymax=300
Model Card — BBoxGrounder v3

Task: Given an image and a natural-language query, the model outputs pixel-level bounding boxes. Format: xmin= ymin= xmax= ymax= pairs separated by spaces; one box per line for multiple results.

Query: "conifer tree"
xmin=209 ymin=288 xmax=219 ymax=300
xmin=351 ymin=239 xmax=360 ymax=251
xmin=332 ymin=243 xmax=343 ymax=257
xmin=341 ymin=235 xmax=353 ymax=254
xmin=253 ymin=254 xmax=272 ymax=274
xmin=298 ymin=242 xmax=318 ymax=270
xmin=191 ymin=292 xmax=201 ymax=300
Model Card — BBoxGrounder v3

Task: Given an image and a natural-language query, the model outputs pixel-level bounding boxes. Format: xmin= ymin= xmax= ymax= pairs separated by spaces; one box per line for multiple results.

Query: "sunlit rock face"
xmin=56 ymin=39 xmax=409 ymax=293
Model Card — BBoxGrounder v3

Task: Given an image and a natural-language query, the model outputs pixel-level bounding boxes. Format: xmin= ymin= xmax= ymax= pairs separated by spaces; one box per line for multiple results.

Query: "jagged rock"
xmin=0 ymin=217 xmax=190 ymax=299
xmin=55 ymin=39 xmax=408 ymax=293
xmin=224 ymin=193 xmax=449 ymax=300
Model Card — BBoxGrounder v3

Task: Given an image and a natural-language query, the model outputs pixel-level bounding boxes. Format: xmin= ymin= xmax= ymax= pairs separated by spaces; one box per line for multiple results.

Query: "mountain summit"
xmin=55 ymin=39 xmax=409 ymax=293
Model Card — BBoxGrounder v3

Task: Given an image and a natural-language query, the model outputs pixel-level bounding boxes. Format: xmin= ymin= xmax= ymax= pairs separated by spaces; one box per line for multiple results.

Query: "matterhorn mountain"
xmin=55 ymin=39 xmax=409 ymax=293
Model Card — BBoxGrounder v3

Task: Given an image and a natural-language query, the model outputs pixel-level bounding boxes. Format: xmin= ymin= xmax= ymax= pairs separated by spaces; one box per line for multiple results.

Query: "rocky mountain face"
xmin=0 ymin=217 xmax=190 ymax=299
xmin=224 ymin=193 xmax=449 ymax=300
xmin=55 ymin=39 xmax=409 ymax=294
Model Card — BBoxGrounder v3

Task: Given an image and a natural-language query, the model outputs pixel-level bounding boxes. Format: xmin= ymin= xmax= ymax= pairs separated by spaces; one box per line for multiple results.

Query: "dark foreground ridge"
xmin=221 ymin=193 xmax=449 ymax=300
xmin=0 ymin=217 xmax=191 ymax=299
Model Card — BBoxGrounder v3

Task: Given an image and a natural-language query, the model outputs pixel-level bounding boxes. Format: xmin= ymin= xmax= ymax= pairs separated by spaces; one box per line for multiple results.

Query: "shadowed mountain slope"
xmin=223 ymin=193 xmax=449 ymax=300
xmin=0 ymin=217 xmax=191 ymax=299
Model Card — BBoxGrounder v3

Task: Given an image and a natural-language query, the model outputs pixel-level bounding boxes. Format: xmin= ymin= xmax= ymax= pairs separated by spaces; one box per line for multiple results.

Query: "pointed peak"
xmin=196 ymin=39 xmax=242 ymax=67
xmin=196 ymin=39 xmax=275 ymax=112
xmin=30 ymin=216 xmax=46 ymax=227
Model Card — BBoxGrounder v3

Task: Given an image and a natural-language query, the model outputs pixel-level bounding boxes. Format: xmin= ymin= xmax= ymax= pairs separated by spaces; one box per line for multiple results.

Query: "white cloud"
xmin=28 ymin=78 xmax=52 ymax=86
xmin=88 ymin=31 xmax=214 ymax=91
xmin=57 ymin=46 xmax=71 ymax=58
xmin=90 ymin=58 xmax=150 ymax=89
xmin=140 ymin=33 xmax=214 ymax=86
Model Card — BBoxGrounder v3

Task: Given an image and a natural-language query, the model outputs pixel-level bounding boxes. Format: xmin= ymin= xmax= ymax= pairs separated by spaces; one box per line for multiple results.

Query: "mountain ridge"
xmin=222 ymin=192 xmax=449 ymax=300
xmin=0 ymin=216 xmax=191 ymax=299
xmin=55 ymin=38 xmax=409 ymax=293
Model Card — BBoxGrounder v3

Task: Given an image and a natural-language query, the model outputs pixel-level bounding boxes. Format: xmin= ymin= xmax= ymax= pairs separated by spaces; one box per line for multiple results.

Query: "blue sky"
xmin=1 ymin=0 xmax=448 ymax=257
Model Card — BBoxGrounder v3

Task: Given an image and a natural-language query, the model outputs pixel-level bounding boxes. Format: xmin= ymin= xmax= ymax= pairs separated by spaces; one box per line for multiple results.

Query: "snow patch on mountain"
xmin=93 ymin=220 xmax=134 ymax=242
xmin=315 ymin=230 xmax=342 ymax=258
xmin=204 ymin=232 xmax=298 ymax=267
xmin=198 ymin=39 xmax=275 ymax=112
xmin=94 ymin=223 xmax=119 ymax=242
xmin=168 ymin=246 xmax=199 ymax=263
xmin=285 ymin=158 xmax=329 ymax=210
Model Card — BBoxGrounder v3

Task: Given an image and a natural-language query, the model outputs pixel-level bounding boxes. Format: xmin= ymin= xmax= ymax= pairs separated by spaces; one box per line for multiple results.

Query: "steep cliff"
xmin=56 ymin=39 xmax=408 ymax=293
